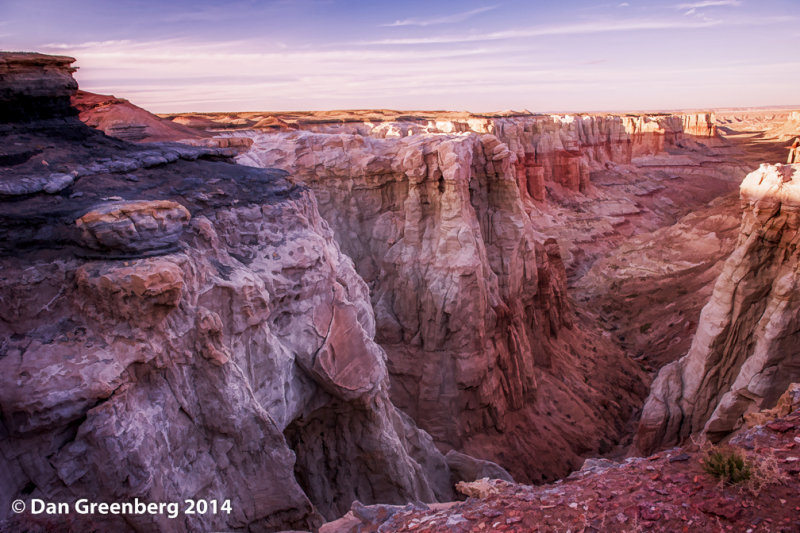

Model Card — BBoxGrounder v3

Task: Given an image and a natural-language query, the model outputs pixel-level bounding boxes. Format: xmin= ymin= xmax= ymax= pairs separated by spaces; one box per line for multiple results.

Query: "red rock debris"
xmin=327 ymin=410 xmax=800 ymax=532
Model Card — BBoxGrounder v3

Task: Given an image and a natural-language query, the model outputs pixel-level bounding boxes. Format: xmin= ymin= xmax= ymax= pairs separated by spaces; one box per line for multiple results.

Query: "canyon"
xmin=1 ymin=53 xmax=454 ymax=532
xmin=2 ymin=51 xmax=799 ymax=532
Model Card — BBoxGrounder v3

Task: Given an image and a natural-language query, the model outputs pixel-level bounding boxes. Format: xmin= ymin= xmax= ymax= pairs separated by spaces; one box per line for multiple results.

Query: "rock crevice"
xmin=237 ymin=126 xmax=647 ymax=482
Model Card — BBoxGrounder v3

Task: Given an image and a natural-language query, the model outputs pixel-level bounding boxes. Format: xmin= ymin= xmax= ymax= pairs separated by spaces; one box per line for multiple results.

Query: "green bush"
xmin=702 ymin=447 xmax=752 ymax=484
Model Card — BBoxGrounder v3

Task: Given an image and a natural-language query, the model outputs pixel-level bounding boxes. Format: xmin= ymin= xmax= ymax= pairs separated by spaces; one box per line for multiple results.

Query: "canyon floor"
xmin=2 ymin=52 xmax=800 ymax=532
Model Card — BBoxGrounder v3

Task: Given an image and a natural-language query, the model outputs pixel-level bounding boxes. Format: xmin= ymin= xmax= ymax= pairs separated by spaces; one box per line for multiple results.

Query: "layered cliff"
xmin=636 ymin=163 xmax=800 ymax=453
xmin=237 ymin=130 xmax=648 ymax=482
xmin=201 ymin=109 xmax=723 ymax=203
xmin=0 ymin=52 xmax=77 ymax=122
xmin=0 ymin=52 xmax=456 ymax=531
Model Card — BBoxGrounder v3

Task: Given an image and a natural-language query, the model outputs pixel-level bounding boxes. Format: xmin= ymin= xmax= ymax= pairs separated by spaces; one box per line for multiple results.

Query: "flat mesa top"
xmin=0 ymin=51 xmax=76 ymax=66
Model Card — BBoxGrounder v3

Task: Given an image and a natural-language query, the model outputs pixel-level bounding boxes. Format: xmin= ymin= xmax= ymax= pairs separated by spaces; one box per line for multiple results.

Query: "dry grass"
xmin=742 ymin=448 xmax=786 ymax=497
xmin=696 ymin=437 xmax=786 ymax=496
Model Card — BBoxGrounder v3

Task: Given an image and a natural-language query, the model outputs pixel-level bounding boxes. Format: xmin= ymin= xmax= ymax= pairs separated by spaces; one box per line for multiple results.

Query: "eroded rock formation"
xmin=0 ymin=52 xmax=456 ymax=532
xmin=0 ymin=52 xmax=77 ymax=122
xmin=220 ymin=110 xmax=724 ymax=202
xmin=636 ymin=163 xmax=800 ymax=453
xmin=236 ymin=128 xmax=648 ymax=482
xmin=6 ymin=48 xmax=793 ymax=532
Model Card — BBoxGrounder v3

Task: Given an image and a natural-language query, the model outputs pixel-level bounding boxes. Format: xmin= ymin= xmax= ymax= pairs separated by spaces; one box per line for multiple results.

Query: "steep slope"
xmin=0 ymin=52 xmax=454 ymax=532
xmin=72 ymin=90 xmax=206 ymax=142
xmin=573 ymin=112 xmax=794 ymax=376
xmin=71 ymin=90 xmax=252 ymax=156
xmin=236 ymin=129 xmax=649 ymax=482
xmin=323 ymin=387 xmax=800 ymax=533
xmin=636 ymin=163 xmax=800 ymax=453
xmin=575 ymin=193 xmax=742 ymax=371
xmin=228 ymin=110 xmax=754 ymax=484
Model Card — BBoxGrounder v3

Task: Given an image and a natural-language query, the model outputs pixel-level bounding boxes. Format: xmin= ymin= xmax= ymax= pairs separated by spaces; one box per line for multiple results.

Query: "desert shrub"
xmin=697 ymin=438 xmax=787 ymax=496
xmin=702 ymin=446 xmax=752 ymax=484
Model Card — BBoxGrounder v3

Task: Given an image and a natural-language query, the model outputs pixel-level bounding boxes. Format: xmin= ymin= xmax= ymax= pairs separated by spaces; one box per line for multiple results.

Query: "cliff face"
xmin=0 ymin=52 xmax=77 ymax=122
xmin=636 ymin=163 xmax=800 ymax=453
xmin=228 ymin=111 xmax=721 ymax=203
xmin=237 ymin=129 xmax=648 ymax=482
xmin=493 ymin=113 xmax=719 ymax=201
xmin=0 ymin=52 xmax=454 ymax=531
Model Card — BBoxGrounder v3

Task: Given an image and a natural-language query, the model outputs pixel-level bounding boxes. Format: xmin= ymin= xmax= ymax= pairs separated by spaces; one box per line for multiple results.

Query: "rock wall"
xmin=636 ymin=163 xmax=800 ymax=453
xmin=0 ymin=52 xmax=77 ymax=122
xmin=681 ymin=112 xmax=717 ymax=138
xmin=237 ymin=130 xmax=647 ymax=482
xmin=492 ymin=114 xmax=689 ymax=200
xmin=0 ymin=52 xmax=453 ymax=531
xmin=253 ymin=112 xmax=721 ymax=202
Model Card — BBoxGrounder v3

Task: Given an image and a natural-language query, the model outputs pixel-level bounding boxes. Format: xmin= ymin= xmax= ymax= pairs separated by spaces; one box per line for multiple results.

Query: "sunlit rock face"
xmin=71 ymin=90 xmax=204 ymax=143
xmin=681 ymin=112 xmax=718 ymax=138
xmin=0 ymin=52 xmax=454 ymax=531
xmin=490 ymin=113 xmax=719 ymax=202
xmin=237 ymin=129 xmax=648 ymax=482
xmin=636 ymin=163 xmax=800 ymax=454
xmin=254 ymin=112 xmax=721 ymax=203
xmin=71 ymin=90 xmax=254 ymax=157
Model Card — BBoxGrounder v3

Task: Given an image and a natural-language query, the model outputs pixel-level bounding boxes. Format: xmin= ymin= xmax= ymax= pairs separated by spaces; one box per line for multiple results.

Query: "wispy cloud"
xmin=676 ymin=0 xmax=741 ymax=15
xmin=360 ymin=18 xmax=725 ymax=45
xmin=41 ymin=39 xmax=135 ymax=50
xmin=381 ymin=5 xmax=497 ymax=27
xmin=16 ymin=1 xmax=797 ymax=113
xmin=618 ymin=2 xmax=630 ymax=6
xmin=677 ymin=0 xmax=741 ymax=8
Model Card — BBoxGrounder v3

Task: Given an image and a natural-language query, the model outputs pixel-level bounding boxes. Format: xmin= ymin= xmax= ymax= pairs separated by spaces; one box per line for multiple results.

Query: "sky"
xmin=1 ymin=0 xmax=799 ymax=113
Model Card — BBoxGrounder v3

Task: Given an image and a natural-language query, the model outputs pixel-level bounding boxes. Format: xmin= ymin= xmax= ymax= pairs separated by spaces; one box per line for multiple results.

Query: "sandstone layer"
xmin=209 ymin=110 xmax=726 ymax=201
xmin=234 ymin=124 xmax=664 ymax=482
xmin=200 ymin=108 xmax=745 ymax=282
xmin=72 ymin=90 xmax=205 ymax=143
xmin=0 ymin=52 xmax=77 ymax=122
xmin=636 ymin=163 xmax=800 ymax=453
xmin=0 ymin=52 xmax=462 ymax=532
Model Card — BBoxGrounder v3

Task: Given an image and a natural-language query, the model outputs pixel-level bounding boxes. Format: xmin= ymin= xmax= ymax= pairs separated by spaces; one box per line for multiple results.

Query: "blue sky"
xmin=1 ymin=0 xmax=798 ymax=112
